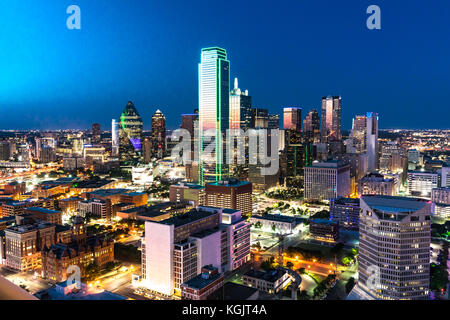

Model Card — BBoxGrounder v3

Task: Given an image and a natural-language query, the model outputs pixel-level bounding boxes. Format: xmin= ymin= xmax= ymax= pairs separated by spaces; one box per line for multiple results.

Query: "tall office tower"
xmin=111 ymin=119 xmax=119 ymax=157
xmin=92 ymin=123 xmax=101 ymax=144
xmin=40 ymin=145 xmax=56 ymax=163
xmin=0 ymin=141 xmax=11 ymax=160
xmin=229 ymin=78 xmax=252 ymax=130
xmin=350 ymin=195 xmax=431 ymax=300
xmin=142 ymin=137 xmax=152 ymax=163
xmin=119 ymin=101 xmax=143 ymax=165
xmin=181 ymin=113 xmax=199 ymax=137
xmin=248 ymin=129 xmax=279 ymax=192
xmin=143 ymin=206 xmax=250 ymax=296
xmin=283 ymin=107 xmax=302 ymax=131
xmin=407 ymin=149 xmax=421 ymax=170
xmin=205 ymin=179 xmax=253 ymax=216
xmin=251 ymin=108 xmax=269 ymax=129
xmin=303 ymin=109 xmax=320 ymax=143
xmin=379 ymin=142 xmax=406 ymax=173
xmin=320 ymin=96 xmax=342 ymax=143
xmin=366 ymin=112 xmax=379 ymax=172
xmin=268 ymin=114 xmax=280 ymax=129
xmin=407 ymin=171 xmax=439 ymax=198
xmin=351 ymin=115 xmax=367 ymax=153
xmin=304 ymin=160 xmax=350 ymax=201
xmin=151 ymin=109 xmax=166 ymax=159
xmin=198 ymin=47 xmax=230 ymax=185
xmin=281 ymin=130 xmax=312 ymax=186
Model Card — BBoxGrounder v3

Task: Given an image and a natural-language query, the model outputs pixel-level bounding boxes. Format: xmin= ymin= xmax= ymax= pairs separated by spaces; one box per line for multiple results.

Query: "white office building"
xmin=349 ymin=195 xmax=431 ymax=300
xmin=304 ymin=160 xmax=350 ymax=201
xmin=407 ymin=171 xmax=439 ymax=198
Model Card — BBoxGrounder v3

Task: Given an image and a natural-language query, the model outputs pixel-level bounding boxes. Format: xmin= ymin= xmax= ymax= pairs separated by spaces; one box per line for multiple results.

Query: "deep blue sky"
xmin=1 ymin=0 xmax=449 ymax=130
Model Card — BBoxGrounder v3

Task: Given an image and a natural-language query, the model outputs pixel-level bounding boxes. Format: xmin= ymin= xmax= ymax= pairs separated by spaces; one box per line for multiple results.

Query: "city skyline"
xmin=1 ymin=1 xmax=450 ymax=130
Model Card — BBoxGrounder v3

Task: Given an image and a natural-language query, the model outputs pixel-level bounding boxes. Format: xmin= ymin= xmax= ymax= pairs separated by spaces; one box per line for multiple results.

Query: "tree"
xmin=260 ymin=257 xmax=276 ymax=272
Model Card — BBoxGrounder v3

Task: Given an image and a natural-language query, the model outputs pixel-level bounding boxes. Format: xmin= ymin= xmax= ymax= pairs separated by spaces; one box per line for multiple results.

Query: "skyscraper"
xmin=350 ymin=195 xmax=431 ymax=300
xmin=303 ymin=109 xmax=320 ymax=142
xmin=366 ymin=112 xmax=379 ymax=172
xmin=229 ymin=78 xmax=252 ymax=130
xmin=198 ymin=47 xmax=230 ymax=185
xmin=351 ymin=115 xmax=367 ymax=153
xmin=268 ymin=114 xmax=280 ymax=130
xmin=283 ymin=107 xmax=302 ymax=131
xmin=320 ymin=96 xmax=342 ymax=142
xmin=151 ymin=109 xmax=166 ymax=159
xmin=111 ymin=119 xmax=119 ymax=157
xmin=119 ymin=101 xmax=143 ymax=165
xmin=251 ymin=108 xmax=268 ymax=129
xmin=92 ymin=123 xmax=101 ymax=144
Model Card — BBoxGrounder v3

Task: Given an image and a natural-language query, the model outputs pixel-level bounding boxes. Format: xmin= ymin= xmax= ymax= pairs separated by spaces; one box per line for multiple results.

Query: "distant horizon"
xmin=2 ymin=1 xmax=450 ymax=130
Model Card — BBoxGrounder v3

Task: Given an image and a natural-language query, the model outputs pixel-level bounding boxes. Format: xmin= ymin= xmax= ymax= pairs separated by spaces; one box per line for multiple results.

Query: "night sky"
xmin=1 ymin=0 xmax=449 ymax=130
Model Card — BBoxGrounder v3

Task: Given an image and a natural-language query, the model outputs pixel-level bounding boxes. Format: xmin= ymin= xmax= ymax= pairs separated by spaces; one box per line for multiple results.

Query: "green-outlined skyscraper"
xmin=198 ymin=47 xmax=230 ymax=185
xmin=119 ymin=101 xmax=143 ymax=165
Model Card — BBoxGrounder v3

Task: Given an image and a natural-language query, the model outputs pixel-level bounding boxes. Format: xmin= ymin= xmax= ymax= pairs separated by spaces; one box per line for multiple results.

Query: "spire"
xmin=234 ymin=77 xmax=238 ymax=90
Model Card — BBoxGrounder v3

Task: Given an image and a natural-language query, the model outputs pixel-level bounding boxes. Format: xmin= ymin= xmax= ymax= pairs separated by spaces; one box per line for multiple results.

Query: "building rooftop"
xmin=311 ymin=218 xmax=338 ymax=226
xmin=361 ymin=195 xmax=430 ymax=213
xmin=331 ymin=197 xmax=360 ymax=206
xmin=72 ymin=180 xmax=115 ymax=189
xmin=26 ymin=207 xmax=60 ymax=214
xmin=159 ymin=208 xmax=220 ymax=227
xmin=172 ymin=182 xmax=204 ymax=190
xmin=244 ymin=268 xmax=288 ymax=283
xmin=86 ymin=188 xmax=129 ymax=197
xmin=182 ymin=271 xmax=223 ymax=290
xmin=206 ymin=179 xmax=251 ymax=188
xmin=252 ymin=214 xmax=296 ymax=223
xmin=307 ymin=160 xmax=348 ymax=169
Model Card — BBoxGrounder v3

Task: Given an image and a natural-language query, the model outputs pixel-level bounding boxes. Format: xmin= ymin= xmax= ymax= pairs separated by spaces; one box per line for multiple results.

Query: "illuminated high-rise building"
xmin=92 ymin=123 xmax=101 ymax=144
xmin=351 ymin=115 xmax=367 ymax=153
xmin=119 ymin=101 xmax=143 ymax=165
xmin=320 ymin=96 xmax=342 ymax=142
xmin=349 ymin=195 xmax=431 ymax=300
xmin=303 ymin=109 xmax=320 ymax=143
xmin=198 ymin=47 xmax=230 ymax=185
xmin=151 ymin=109 xmax=166 ymax=159
xmin=229 ymin=78 xmax=252 ymax=130
xmin=251 ymin=108 xmax=268 ymax=129
xmin=111 ymin=119 xmax=119 ymax=157
xmin=283 ymin=107 xmax=302 ymax=131
xmin=366 ymin=112 xmax=379 ymax=172
xmin=268 ymin=114 xmax=280 ymax=130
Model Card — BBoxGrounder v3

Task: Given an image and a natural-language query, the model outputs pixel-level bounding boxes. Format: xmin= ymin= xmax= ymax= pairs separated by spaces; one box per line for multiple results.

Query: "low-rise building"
xmin=170 ymin=182 xmax=205 ymax=206
xmin=431 ymin=187 xmax=450 ymax=220
xmin=181 ymin=265 xmax=224 ymax=300
xmin=41 ymin=216 xmax=114 ymax=283
xmin=242 ymin=268 xmax=291 ymax=294
xmin=24 ymin=207 xmax=62 ymax=225
xmin=249 ymin=214 xmax=298 ymax=234
xmin=329 ymin=197 xmax=360 ymax=229
xmin=309 ymin=219 xmax=339 ymax=242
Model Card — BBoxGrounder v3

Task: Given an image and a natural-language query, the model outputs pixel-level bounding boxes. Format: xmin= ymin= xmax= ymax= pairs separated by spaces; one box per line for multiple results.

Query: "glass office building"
xmin=198 ymin=47 xmax=230 ymax=184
